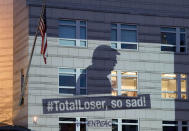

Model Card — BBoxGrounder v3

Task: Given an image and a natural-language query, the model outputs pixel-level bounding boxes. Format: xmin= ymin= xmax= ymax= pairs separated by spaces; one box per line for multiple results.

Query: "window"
xmin=21 ymin=69 xmax=24 ymax=92
xmin=161 ymin=74 xmax=187 ymax=99
xmin=161 ymin=27 xmax=186 ymax=53
xmin=111 ymin=71 xmax=138 ymax=97
xmin=112 ymin=119 xmax=138 ymax=131
xmin=111 ymin=24 xmax=138 ymax=50
xmin=59 ymin=117 xmax=87 ymax=131
xmin=59 ymin=68 xmax=87 ymax=95
xmin=163 ymin=121 xmax=189 ymax=131
xmin=59 ymin=19 xmax=87 ymax=47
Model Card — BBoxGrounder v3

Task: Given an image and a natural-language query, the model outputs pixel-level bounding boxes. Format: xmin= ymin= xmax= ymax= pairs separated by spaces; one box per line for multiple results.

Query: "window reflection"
xmin=59 ymin=68 xmax=86 ymax=95
xmin=59 ymin=19 xmax=87 ymax=47
xmin=111 ymin=24 xmax=137 ymax=50
xmin=161 ymin=32 xmax=176 ymax=45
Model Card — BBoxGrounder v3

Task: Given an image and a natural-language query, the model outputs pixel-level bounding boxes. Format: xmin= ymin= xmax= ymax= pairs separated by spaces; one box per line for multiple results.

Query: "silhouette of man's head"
xmin=86 ymin=45 xmax=120 ymax=94
xmin=91 ymin=45 xmax=120 ymax=72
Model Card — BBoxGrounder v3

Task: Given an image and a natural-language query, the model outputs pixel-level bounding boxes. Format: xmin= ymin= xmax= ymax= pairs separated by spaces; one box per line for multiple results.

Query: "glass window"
xmin=161 ymin=74 xmax=187 ymax=100
xmin=59 ymin=26 xmax=76 ymax=39
xmin=111 ymin=29 xmax=117 ymax=41
xmin=163 ymin=121 xmax=189 ymax=131
xmin=180 ymin=34 xmax=186 ymax=46
xmin=59 ymin=19 xmax=87 ymax=47
xmin=112 ymin=119 xmax=118 ymax=131
xmin=161 ymin=27 xmax=186 ymax=53
xmin=121 ymin=30 xmax=137 ymax=42
xmin=111 ymin=71 xmax=137 ymax=97
xmin=111 ymin=71 xmax=118 ymax=96
xmin=59 ymin=117 xmax=86 ymax=131
xmin=111 ymin=43 xmax=117 ymax=49
xmin=161 ymin=74 xmax=177 ymax=99
xmin=121 ymin=72 xmax=137 ymax=97
xmin=182 ymin=121 xmax=189 ymax=131
xmin=121 ymin=43 xmax=137 ymax=49
xmin=59 ymin=68 xmax=87 ymax=95
xmin=181 ymin=74 xmax=187 ymax=99
xmin=163 ymin=121 xmax=178 ymax=131
xmin=111 ymin=24 xmax=137 ymax=50
xmin=112 ymin=119 xmax=138 ymax=131
xmin=161 ymin=32 xmax=176 ymax=45
xmin=80 ymin=27 xmax=86 ymax=39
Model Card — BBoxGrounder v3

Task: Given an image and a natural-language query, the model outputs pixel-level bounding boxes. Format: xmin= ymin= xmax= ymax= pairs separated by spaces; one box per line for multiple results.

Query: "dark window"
xmin=111 ymin=24 xmax=137 ymax=50
xmin=161 ymin=27 xmax=186 ymax=53
xmin=59 ymin=20 xmax=87 ymax=47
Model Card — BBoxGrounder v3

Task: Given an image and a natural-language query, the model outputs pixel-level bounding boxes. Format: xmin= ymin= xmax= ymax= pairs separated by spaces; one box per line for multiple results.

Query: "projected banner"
xmin=42 ymin=94 xmax=151 ymax=114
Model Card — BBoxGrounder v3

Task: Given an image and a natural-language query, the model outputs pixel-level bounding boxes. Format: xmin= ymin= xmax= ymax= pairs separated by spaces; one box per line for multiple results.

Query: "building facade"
xmin=1 ymin=0 xmax=189 ymax=131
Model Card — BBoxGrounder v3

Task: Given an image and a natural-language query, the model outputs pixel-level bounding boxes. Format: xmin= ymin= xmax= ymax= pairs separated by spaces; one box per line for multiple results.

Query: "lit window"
xmin=59 ymin=19 xmax=87 ymax=47
xmin=181 ymin=74 xmax=187 ymax=99
xmin=111 ymin=71 xmax=137 ymax=97
xmin=59 ymin=68 xmax=87 ymax=95
xmin=59 ymin=117 xmax=86 ymax=131
xmin=112 ymin=119 xmax=139 ymax=131
xmin=163 ymin=121 xmax=189 ymax=131
xmin=161 ymin=74 xmax=177 ymax=99
xmin=161 ymin=74 xmax=187 ymax=99
xmin=111 ymin=24 xmax=138 ymax=50
xmin=161 ymin=27 xmax=186 ymax=53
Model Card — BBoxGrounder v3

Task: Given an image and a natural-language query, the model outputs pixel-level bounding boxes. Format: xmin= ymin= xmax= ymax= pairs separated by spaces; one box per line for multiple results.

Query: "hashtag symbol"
xmin=47 ymin=101 xmax=54 ymax=112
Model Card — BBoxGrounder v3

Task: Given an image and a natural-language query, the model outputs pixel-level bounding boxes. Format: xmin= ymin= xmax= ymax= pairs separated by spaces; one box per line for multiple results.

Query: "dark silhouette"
xmin=76 ymin=45 xmax=120 ymax=95
xmin=0 ymin=125 xmax=31 ymax=131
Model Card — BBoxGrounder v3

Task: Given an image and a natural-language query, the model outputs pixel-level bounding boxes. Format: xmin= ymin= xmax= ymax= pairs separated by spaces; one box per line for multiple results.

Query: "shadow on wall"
xmin=0 ymin=124 xmax=31 ymax=131
xmin=174 ymin=55 xmax=189 ymax=123
xmin=76 ymin=45 xmax=120 ymax=95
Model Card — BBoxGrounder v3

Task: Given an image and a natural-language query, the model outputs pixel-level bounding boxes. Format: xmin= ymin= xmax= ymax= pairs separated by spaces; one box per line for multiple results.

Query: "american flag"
xmin=39 ymin=5 xmax=48 ymax=64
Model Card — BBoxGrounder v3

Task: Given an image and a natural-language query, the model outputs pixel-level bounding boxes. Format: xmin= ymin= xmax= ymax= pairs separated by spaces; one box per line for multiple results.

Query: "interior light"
xmin=162 ymin=74 xmax=176 ymax=78
xmin=33 ymin=116 xmax=38 ymax=124
xmin=123 ymin=72 xmax=137 ymax=75
xmin=111 ymin=71 xmax=117 ymax=75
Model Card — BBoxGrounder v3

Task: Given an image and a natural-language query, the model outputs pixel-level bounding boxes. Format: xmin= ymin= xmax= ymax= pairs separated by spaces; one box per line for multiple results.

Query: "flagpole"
xmin=19 ymin=1 xmax=46 ymax=105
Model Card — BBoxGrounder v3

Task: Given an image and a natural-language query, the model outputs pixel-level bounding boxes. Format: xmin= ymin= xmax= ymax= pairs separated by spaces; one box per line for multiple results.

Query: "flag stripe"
xmin=39 ymin=6 xmax=48 ymax=64
xmin=39 ymin=7 xmax=47 ymax=64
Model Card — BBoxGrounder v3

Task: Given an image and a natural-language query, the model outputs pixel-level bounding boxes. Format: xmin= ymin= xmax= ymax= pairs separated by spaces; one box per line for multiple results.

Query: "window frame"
xmin=111 ymin=23 xmax=138 ymax=50
xmin=162 ymin=121 xmax=189 ymax=131
xmin=58 ymin=67 xmax=87 ymax=95
xmin=180 ymin=74 xmax=187 ymax=99
xmin=111 ymin=70 xmax=138 ymax=96
xmin=112 ymin=118 xmax=139 ymax=131
xmin=59 ymin=19 xmax=87 ymax=48
xmin=59 ymin=117 xmax=87 ymax=131
xmin=161 ymin=27 xmax=187 ymax=53
xmin=161 ymin=73 xmax=188 ymax=100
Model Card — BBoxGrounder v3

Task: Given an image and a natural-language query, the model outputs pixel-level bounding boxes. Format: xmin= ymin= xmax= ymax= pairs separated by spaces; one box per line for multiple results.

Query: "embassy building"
xmin=0 ymin=0 xmax=189 ymax=131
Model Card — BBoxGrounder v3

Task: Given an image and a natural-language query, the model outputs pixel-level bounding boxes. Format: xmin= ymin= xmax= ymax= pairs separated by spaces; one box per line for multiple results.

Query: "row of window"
xmin=112 ymin=72 xmax=188 ymax=100
xmin=59 ymin=19 xmax=187 ymax=53
xmin=59 ymin=118 xmax=189 ymax=131
xmin=163 ymin=121 xmax=189 ymax=131
xmin=58 ymin=68 xmax=188 ymax=100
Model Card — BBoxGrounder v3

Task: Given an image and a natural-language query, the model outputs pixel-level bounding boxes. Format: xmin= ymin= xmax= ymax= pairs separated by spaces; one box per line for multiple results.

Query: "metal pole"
xmin=19 ymin=1 xmax=46 ymax=106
